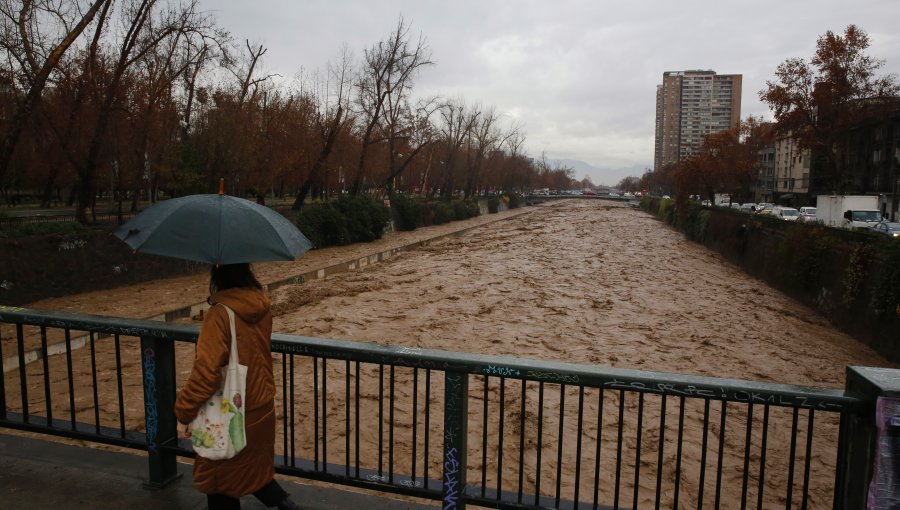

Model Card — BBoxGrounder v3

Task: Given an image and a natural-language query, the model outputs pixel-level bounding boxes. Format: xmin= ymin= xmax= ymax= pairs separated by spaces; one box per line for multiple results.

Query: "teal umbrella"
xmin=114 ymin=191 xmax=312 ymax=265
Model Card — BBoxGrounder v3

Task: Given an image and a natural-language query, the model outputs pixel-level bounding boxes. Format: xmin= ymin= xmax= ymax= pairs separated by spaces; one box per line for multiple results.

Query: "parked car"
xmin=775 ymin=207 xmax=801 ymax=221
xmin=870 ymin=221 xmax=900 ymax=237
xmin=701 ymin=200 xmax=712 ymax=207
xmin=755 ymin=203 xmax=775 ymax=215
xmin=739 ymin=203 xmax=756 ymax=213
xmin=730 ymin=202 xmax=741 ymax=209
xmin=798 ymin=206 xmax=817 ymax=223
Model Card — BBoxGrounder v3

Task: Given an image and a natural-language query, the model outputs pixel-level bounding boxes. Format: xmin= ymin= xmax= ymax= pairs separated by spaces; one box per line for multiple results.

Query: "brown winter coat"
xmin=174 ymin=287 xmax=276 ymax=498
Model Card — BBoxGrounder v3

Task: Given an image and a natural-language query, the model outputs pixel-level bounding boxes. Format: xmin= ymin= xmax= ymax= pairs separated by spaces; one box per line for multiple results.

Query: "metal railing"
xmin=0 ymin=305 xmax=893 ymax=509
xmin=0 ymin=211 xmax=137 ymax=229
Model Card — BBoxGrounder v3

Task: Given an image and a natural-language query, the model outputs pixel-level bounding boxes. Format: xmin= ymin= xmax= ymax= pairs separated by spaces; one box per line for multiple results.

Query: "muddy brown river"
xmin=264 ymin=199 xmax=892 ymax=509
xmin=272 ymin=200 xmax=888 ymax=383
xmin=6 ymin=199 xmax=895 ymax=509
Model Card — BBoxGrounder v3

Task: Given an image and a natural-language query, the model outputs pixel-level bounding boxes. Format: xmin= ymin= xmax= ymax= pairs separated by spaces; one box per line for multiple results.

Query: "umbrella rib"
xmin=216 ymin=194 xmax=224 ymax=265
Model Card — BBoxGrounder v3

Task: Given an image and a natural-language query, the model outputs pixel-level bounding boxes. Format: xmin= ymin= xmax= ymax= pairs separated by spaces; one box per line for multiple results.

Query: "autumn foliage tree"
xmin=0 ymin=8 xmax=548 ymax=222
xmin=759 ymin=25 xmax=898 ymax=193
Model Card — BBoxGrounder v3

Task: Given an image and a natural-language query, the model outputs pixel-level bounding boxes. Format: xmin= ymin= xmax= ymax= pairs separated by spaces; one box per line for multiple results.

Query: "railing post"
xmin=836 ymin=366 xmax=900 ymax=509
xmin=140 ymin=335 xmax=181 ymax=489
xmin=442 ymin=371 xmax=468 ymax=510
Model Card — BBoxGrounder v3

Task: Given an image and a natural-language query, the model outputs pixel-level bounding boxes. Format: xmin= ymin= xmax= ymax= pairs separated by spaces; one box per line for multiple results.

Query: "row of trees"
xmin=0 ymin=1 xmax=579 ymax=223
xmin=619 ymin=25 xmax=898 ymax=204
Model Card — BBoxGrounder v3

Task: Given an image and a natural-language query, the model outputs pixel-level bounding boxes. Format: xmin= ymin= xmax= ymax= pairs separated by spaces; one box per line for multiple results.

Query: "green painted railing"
xmin=1 ymin=305 xmax=897 ymax=509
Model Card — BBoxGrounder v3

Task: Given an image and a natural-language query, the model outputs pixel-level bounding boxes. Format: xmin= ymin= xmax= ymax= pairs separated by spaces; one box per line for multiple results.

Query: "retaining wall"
xmin=643 ymin=199 xmax=900 ymax=362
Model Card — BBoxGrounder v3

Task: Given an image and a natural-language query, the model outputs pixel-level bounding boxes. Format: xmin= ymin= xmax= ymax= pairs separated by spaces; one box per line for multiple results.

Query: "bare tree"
xmin=72 ymin=0 xmax=218 ymax=223
xmin=350 ymin=16 xmax=432 ymax=195
xmin=122 ymin=8 xmax=222 ymax=210
xmin=380 ymin=95 xmax=439 ymax=194
xmin=0 ymin=0 xmax=111 ymax=201
xmin=433 ymin=99 xmax=478 ymax=199
xmin=292 ymin=44 xmax=355 ymax=210
xmin=463 ymin=106 xmax=515 ymax=198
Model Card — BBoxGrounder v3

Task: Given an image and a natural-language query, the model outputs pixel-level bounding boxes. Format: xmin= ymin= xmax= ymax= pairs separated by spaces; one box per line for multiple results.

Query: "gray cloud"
xmin=200 ymin=0 xmax=900 ymax=184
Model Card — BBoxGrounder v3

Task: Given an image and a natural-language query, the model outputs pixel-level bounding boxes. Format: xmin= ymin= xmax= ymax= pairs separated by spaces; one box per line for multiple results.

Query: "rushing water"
xmin=266 ymin=199 xmax=893 ymax=509
xmin=272 ymin=200 xmax=888 ymax=385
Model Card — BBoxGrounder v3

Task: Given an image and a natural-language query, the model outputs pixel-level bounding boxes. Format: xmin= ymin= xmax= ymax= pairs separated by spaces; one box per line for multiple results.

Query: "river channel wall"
xmin=642 ymin=198 xmax=900 ymax=362
xmin=0 ymin=230 xmax=207 ymax=305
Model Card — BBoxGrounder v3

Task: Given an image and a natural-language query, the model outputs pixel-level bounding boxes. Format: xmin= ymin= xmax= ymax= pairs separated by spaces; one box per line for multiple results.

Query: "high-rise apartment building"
xmin=654 ymin=70 xmax=742 ymax=170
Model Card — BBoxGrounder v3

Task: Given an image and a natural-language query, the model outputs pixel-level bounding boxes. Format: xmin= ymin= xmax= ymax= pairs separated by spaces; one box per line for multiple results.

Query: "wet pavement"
xmin=0 ymin=432 xmax=438 ymax=509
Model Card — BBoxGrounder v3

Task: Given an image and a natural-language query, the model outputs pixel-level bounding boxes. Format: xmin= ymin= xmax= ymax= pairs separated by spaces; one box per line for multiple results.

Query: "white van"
xmin=775 ymin=207 xmax=800 ymax=221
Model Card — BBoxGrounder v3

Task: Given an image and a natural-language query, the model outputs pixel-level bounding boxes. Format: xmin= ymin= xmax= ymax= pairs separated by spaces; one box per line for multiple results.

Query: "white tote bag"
xmin=189 ymin=304 xmax=248 ymax=460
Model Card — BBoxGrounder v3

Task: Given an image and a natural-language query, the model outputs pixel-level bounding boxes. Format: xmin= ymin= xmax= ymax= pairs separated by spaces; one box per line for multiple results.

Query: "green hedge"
xmin=296 ymin=195 xmax=389 ymax=248
xmin=298 ymin=195 xmax=483 ymax=243
xmin=333 ymin=195 xmax=390 ymax=242
xmin=487 ymin=196 xmax=500 ymax=214
xmin=422 ymin=199 xmax=480 ymax=226
xmin=391 ymin=193 xmax=423 ymax=231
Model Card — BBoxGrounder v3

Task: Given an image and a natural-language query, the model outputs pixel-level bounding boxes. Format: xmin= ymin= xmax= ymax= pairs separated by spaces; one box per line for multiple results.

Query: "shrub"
xmin=777 ymin=224 xmax=833 ymax=292
xmin=295 ymin=203 xmax=349 ymax=248
xmin=420 ymin=201 xmax=436 ymax=226
xmin=334 ymin=195 xmax=389 ymax=242
xmin=391 ymin=193 xmax=422 ymax=231
xmin=681 ymin=202 xmax=709 ymax=242
xmin=452 ymin=200 xmax=470 ymax=221
xmin=507 ymin=193 xmax=523 ymax=209
xmin=432 ymin=202 xmax=455 ymax=224
xmin=871 ymin=240 xmax=900 ymax=317
xmin=465 ymin=199 xmax=481 ymax=218
xmin=487 ymin=196 xmax=500 ymax=214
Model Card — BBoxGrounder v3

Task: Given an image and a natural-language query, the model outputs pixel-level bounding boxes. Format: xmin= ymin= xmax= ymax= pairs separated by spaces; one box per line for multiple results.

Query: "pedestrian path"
xmin=0 ymin=432 xmax=437 ymax=509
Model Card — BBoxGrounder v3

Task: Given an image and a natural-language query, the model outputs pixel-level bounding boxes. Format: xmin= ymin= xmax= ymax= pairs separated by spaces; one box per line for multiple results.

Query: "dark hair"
xmin=209 ymin=263 xmax=262 ymax=295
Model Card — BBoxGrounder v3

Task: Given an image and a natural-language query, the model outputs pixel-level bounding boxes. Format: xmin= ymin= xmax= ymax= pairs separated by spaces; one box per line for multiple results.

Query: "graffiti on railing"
xmin=398 ymin=346 xmax=423 ymax=356
xmin=142 ymin=347 xmax=158 ymax=454
xmin=278 ymin=344 xmax=311 ymax=355
xmin=483 ymin=365 xmax=521 ymax=377
xmin=443 ymin=447 xmax=461 ymax=510
xmin=112 ymin=265 xmax=127 ymax=274
xmin=0 ymin=280 xmax=13 ymax=290
xmin=603 ymin=379 xmax=846 ymax=411
xmin=0 ymin=304 xmax=24 ymax=312
xmin=525 ymin=370 xmax=580 ymax=383
xmin=58 ymin=239 xmax=86 ymax=251
xmin=364 ymin=474 xmax=423 ymax=488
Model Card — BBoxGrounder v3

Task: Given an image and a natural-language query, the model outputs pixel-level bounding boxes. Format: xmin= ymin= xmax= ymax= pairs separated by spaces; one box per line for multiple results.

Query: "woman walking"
xmin=175 ymin=263 xmax=302 ymax=510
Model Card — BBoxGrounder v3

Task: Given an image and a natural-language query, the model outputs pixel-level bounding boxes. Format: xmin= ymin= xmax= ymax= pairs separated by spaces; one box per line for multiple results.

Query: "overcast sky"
xmin=196 ymin=0 xmax=900 ymax=186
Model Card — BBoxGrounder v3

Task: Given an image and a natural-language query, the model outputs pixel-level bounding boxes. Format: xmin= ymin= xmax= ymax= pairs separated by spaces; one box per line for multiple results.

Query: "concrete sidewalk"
xmin=0 ymin=432 xmax=438 ymax=509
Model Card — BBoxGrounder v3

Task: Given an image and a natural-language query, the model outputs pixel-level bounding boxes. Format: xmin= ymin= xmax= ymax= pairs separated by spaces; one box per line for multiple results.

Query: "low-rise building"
xmin=774 ymin=133 xmax=810 ymax=204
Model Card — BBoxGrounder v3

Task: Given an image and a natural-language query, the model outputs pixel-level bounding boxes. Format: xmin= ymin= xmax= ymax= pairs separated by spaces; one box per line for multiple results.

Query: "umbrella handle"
xmin=219 ymin=177 xmax=224 ymax=196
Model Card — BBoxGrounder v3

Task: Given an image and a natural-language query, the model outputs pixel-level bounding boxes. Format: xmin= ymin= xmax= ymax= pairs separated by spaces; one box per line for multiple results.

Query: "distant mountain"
xmin=550 ymin=159 xmax=648 ymax=187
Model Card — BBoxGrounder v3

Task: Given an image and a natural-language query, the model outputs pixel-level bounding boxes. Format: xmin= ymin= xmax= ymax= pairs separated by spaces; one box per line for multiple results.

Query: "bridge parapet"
xmin=0 ymin=306 xmax=895 ymax=509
